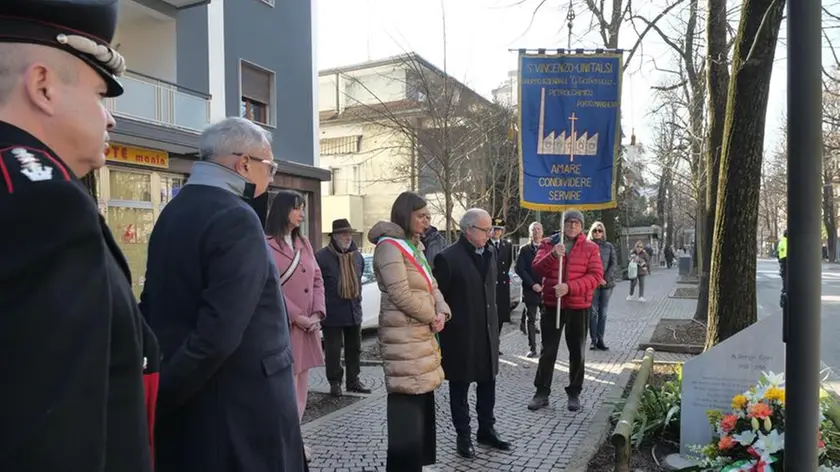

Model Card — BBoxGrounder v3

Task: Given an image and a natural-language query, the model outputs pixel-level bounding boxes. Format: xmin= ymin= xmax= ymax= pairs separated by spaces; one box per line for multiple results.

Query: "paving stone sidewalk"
xmin=303 ymin=268 xmax=696 ymax=471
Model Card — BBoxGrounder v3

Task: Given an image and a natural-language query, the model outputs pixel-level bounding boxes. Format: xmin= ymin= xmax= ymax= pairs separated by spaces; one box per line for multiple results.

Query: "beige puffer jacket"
xmin=369 ymin=221 xmax=451 ymax=395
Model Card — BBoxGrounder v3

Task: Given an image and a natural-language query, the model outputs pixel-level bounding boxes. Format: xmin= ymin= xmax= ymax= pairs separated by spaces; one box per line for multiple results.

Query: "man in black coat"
xmin=0 ymin=2 xmax=157 ymax=471
xmin=434 ymin=208 xmax=511 ymax=460
xmin=315 ymin=218 xmax=370 ymax=397
xmin=140 ymin=118 xmax=306 ymax=472
xmin=515 ymin=222 xmax=545 ymax=357
xmin=491 ymin=218 xmax=514 ymax=336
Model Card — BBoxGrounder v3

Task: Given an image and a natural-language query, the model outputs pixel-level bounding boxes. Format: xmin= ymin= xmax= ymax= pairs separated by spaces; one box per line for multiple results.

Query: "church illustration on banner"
xmin=536 ymin=87 xmax=598 ymax=160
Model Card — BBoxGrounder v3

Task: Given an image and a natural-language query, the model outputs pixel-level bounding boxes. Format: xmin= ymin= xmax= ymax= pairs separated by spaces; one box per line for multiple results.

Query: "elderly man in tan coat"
xmin=370 ymin=191 xmax=451 ymax=472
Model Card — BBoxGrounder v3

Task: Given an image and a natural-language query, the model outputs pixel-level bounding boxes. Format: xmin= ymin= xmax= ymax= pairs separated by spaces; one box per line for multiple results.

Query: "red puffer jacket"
xmin=533 ymin=233 xmax=603 ymax=309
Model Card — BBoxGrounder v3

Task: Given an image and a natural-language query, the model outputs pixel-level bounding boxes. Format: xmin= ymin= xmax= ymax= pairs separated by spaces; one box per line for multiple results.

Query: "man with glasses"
xmin=527 ymin=210 xmax=602 ymax=413
xmin=434 ymin=208 xmax=511 ymax=459
xmin=140 ymin=117 xmax=307 ymax=472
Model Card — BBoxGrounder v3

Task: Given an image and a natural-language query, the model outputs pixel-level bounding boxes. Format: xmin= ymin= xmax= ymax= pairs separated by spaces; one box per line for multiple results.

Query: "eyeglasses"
xmin=593 ymin=228 xmax=603 ymax=233
xmin=471 ymin=225 xmax=492 ymax=235
xmin=233 ymin=152 xmax=278 ymax=177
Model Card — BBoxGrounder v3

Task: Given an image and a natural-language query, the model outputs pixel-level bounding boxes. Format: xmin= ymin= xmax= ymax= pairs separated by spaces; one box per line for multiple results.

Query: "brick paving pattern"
xmin=302 ymin=269 xmax=695 ymax=471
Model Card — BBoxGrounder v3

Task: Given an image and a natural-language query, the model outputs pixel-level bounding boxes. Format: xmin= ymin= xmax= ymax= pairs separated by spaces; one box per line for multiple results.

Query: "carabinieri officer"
xmin=0 ymin=1 xmax=158 ymax=471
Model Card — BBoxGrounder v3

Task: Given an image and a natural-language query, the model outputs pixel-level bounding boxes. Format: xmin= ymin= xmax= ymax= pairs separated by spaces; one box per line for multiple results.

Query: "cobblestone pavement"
xmin=302 ymin=268 xmax=695 ymax=471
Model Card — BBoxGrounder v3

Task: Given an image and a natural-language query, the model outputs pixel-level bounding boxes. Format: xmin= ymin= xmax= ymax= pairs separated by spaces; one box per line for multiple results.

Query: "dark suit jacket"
xmin=516 ymin=242 xmax=542 ymax=306
xmin=434 ymin=237 xmax=499 ymax=382
xmin=140 ymin=182 xmax=305 ymax=472
xmin=493 ymin=240 xmax=513 ymax=322
xmin=0 ymin=122 xmax=153 ymax=472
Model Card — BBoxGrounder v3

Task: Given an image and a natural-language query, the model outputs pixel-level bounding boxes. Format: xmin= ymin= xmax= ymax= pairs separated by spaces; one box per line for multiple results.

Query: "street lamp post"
xmin=784 ymin=0 xmax=822 ymax=468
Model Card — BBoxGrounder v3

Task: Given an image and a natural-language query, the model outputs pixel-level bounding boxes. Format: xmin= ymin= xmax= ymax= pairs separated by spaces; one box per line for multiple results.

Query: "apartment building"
xmin=100 ymin=0 xmax=328 ymax=295
xmin=318 ymin=54 xmax=484 ymax=250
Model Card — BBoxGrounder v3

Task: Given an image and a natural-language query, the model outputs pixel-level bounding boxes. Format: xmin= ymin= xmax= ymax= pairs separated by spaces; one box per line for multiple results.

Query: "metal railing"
xmin=106 ymin=71 xmax=211 ymax=133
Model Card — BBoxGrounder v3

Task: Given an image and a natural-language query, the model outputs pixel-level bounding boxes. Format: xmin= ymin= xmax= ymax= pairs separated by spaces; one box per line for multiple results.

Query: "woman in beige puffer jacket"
xmin=369 ymin=191 xmax=450 ymax=472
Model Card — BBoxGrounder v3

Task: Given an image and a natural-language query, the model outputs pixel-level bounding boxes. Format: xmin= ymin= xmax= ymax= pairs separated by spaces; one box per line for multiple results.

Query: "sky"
xmin=316 ymin=0 xmax=791 ymax=155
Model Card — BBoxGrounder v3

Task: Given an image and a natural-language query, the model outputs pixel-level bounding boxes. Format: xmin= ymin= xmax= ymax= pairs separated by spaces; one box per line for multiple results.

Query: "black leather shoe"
xmin=456 ymin=435 xmax=475 ymax=458
xmin=329 ymin=384 xmax=342 ymax=397
xmin=477 ymin=430 xmax=511 ymax=451
xmin=528 ymin=394 xmax=549 ymax=411
xmin=567 ymin=394 xmax=581 ymax=412
xmin=346 ymin=381 xmax=371 ymax=394
xmin=596 ymin=341 xmax=609 ymax=351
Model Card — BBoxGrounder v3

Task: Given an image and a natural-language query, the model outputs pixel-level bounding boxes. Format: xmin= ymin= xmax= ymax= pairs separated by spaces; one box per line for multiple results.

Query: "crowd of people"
xmin=0 ymin=3 xmax=664 ymax=471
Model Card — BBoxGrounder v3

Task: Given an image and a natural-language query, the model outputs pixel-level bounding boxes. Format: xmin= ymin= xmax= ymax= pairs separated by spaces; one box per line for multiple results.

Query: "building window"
xmin=330 ymin=165 xmax=361 ymax=195
xmin=240 ymin=60 xmax=275 ymax=126
xmin=320 ymin=136 xmax=362 ymax=155
xmin=106 ymin=169 xmax=154 ymax=297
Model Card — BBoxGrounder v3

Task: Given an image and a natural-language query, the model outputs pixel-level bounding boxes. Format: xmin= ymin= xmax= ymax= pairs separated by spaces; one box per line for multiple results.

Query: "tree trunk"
xmin=666 ymin=179 xmax=675 ymax=248
xmin=706 ymin=0 xmax=785 ymax=348
xmin=695 ymin=0 xmax=731 ymax=322
xmin=823 ymin=171 xmax=837 ymax=262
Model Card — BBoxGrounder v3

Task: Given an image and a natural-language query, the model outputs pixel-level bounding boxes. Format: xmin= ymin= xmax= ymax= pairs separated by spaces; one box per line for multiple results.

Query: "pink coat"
xmin=267 ymin=236 xmax=326 ymax=374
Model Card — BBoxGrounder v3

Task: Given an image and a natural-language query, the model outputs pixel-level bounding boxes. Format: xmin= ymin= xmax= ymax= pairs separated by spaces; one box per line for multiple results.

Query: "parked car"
xmin=509 ymin=269 xmax=522 ymax=310
xmin=360 ymin=254 xmax=380 ymax=330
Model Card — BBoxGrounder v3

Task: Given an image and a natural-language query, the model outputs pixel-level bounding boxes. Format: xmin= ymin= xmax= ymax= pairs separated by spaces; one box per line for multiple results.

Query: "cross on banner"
xmin=568 ymin=112 xmax=578 ymax=162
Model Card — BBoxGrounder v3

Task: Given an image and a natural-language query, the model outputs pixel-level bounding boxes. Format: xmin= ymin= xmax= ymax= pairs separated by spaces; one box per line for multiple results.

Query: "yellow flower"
xmin=764 ymin=387 xmax=785 ymax=403
xmin=732 ymin=394 xmax=749 ymax=410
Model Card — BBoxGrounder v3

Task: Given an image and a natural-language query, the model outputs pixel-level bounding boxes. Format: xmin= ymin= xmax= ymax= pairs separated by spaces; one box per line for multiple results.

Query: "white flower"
xmin=732 ymin=430 xmax=757 ymax=446
xmin=754 ymin=430 xmax=785 ymax=463
xmin=762 ymin=371 xmax=785 ymax=387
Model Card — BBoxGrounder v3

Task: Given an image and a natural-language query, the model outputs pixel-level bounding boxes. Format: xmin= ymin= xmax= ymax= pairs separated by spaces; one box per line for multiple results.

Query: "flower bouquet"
xmin=692 ymin=371 xmax=840 ymax=471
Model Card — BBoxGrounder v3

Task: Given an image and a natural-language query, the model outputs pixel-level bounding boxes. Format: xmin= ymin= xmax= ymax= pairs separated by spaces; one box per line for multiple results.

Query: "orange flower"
xmin=749 ymin=402 xmax=773 ymax=420
xmin=718 ymin=435 xmax=736 ymax=450
xmin=720 ymin=414 xmax=738 ymax=433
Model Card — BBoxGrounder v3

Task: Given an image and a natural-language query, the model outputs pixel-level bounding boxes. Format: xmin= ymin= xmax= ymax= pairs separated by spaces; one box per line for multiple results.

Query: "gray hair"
xmin=528 ymin=221 xmax=543 ymax=242
xmin=459 ymin=208 xmax=490 ymax=230
xmin=198 ymin=117 xmax=272 ymax=161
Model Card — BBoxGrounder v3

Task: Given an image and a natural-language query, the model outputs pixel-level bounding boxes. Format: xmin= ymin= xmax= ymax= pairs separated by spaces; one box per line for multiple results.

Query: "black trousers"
xmin=449 ymin=379 xmax=496 ymax=438
xmin=322 ymin=325 xmax=362 ymax=387
xmin=521 ymin=302 xmax=540 ymax=351
xmin=779 ymin=258 xmax=788 ymax=293
xmin=534 ymin=307 xmax=588 ymax=397
xmin=386 ymin=391 xmax=436 ymax=472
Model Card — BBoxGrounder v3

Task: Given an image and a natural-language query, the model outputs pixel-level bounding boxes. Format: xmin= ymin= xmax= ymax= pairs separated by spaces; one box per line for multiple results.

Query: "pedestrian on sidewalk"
xmin=627 ymin=241 xmax=650 ymax=302
xmin=266 ymin=190 xmax=326 ymax=462
xmin=315 ymin=219 xmax=371 ymax=397
xmin=143 ymin=118 xmax=306 ymax=472
xmin=370 ymin=192 xmax=450 ymax=472
xmin=664 ymin=245 xmax=675 ymax=269
xmin=528 ymin=209 xmax=602 ymax=413
xmin=516 ymin=221 xmax=545 ymax=357
xmin=587 ymin=221 xmax=617 ymax=351
xmin=435 ymin=209 xmax=512 ymax=459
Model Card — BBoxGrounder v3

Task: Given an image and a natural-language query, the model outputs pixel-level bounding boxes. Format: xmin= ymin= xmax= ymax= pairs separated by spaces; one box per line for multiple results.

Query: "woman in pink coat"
xmin=265 ymin=190 xmax=325 ymax=461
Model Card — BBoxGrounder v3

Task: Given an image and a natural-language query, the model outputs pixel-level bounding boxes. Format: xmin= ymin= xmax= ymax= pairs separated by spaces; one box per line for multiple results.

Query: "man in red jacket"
xmin=527 ymin=209 xmax=603 ymax=412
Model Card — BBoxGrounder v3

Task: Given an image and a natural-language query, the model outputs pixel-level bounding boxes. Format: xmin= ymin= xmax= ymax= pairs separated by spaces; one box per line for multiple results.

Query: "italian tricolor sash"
xmin=377 ymin=236 xmax=442 ymax=359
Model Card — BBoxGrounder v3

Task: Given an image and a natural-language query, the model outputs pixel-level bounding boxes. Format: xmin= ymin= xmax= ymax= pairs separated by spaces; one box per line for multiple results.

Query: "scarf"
xmin=328 ymin=241 xmax=361 ymax=299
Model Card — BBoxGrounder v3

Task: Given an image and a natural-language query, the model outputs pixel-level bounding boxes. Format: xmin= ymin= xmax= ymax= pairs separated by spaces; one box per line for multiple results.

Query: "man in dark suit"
xmin=140 ymin=117 xmax=307 ymax=472
xmin=0 ymin=1 xmax=157 ymax=470
xmin=516 ymin=221 xmax=545 ymax=357
xmin=434 ymin=208 xmax=511 ymax=459
xmin=491 ymin=218 xmax=514 ymax=337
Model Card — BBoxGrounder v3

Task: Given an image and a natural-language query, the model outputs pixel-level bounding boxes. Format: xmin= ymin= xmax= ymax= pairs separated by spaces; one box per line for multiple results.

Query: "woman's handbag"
xmin=627 ymin=259 xmax=638 ymax=280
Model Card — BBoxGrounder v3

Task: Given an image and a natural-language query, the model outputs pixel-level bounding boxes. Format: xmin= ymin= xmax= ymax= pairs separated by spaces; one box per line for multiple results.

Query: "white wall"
xmin=114 ymin=16 xmax=177 ymax=82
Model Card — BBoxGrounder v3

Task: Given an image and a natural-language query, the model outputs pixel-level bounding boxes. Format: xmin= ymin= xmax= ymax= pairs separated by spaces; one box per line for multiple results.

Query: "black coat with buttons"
xmin=433 ymin=237 xmax=499 ymax=383
xmin=493 ymin=239 xmax=513 ymax=322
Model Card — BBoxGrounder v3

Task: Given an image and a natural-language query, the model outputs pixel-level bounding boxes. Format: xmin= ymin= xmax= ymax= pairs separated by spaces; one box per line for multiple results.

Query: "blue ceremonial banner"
xmin=518 ymin=53 xmax=623 ymax=211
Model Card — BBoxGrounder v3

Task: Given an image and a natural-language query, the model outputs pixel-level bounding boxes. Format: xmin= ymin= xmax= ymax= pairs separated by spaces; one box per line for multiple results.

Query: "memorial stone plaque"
xmin=679 ymin=313 xmax=785 ymax=457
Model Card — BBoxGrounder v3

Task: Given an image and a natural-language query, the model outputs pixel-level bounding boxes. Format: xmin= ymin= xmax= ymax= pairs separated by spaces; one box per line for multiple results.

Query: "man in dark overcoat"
xmin=491 ymin=218 xmax=514 ymax=336
xmin=315 ymin=218 xmax=370 ymax=397
xmin=434 ymin=208 xmax=511 ymax=459
xmin=516 ymin=221 xmax=545 ymax=357
xmin=0 ymin=1 xmax=157 ymax=470
xmin=140 ymin=117 xmax=307 ymax=472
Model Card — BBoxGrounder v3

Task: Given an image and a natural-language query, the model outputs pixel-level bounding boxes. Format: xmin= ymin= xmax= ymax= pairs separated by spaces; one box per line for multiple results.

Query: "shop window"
xmin=160 ymin=174 xmax=185 ymax=206
xmin=240 ymin=60 xmax=275 ymax=126
xmin=106 ymin=168 xmax=154 ymax=297
xmin=109 ymin=171 xmax=151 ymax=202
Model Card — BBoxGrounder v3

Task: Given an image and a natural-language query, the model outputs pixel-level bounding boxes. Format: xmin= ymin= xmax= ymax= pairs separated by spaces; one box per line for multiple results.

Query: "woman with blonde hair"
xmin=587 ymin=221 xmax=617 ymax=350
xmin=368 ymin=191 xmax=451 ymax=471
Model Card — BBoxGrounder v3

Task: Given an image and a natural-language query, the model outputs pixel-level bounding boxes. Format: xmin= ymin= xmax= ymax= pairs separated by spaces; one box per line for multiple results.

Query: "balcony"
xmin=322 ymin=195 xmax=364 ymax=231
xmin=106 ymin=71 xmax=211 ymax=133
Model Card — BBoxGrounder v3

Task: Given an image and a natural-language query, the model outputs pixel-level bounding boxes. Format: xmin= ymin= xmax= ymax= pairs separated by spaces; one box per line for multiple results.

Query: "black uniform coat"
xmin=493 ymin=239 xmax=514 ymax=322
xmin=140 ymin=162 xmax=305 ymax=472
xmin=0 ymin=122 xmax=154 ymax=471
xmin=515 ymin=242 xmax=542 ymax=306
xmin=433 ymin=237 xmax=500 ymax=383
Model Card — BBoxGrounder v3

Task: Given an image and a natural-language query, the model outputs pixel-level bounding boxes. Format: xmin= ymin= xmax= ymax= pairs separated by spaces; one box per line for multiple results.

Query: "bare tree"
xmin=705 ymin=0 xmax=785 ymax=347
xmin=334 ymin=53 xmax=510 ymax=237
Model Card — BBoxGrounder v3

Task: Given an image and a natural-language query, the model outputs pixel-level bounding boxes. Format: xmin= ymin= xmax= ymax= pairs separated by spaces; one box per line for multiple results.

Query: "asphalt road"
xmin=755 ymin=258 xmax=840 ymax=385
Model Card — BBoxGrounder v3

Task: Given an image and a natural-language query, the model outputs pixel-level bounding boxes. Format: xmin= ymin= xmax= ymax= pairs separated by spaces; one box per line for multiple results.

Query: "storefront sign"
xmin=106 ymin=144 xmax=169 ymax=169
